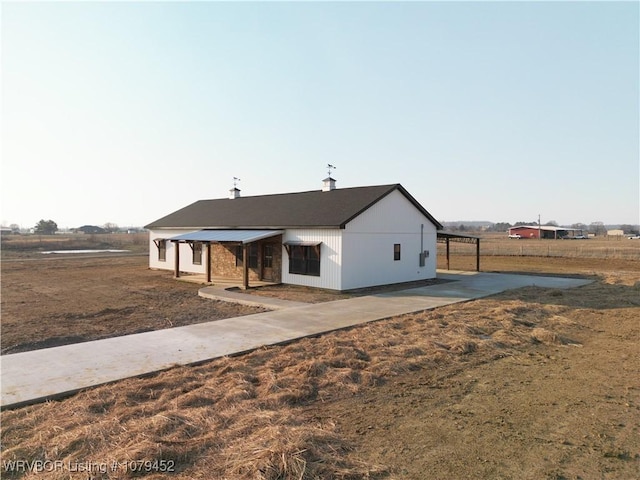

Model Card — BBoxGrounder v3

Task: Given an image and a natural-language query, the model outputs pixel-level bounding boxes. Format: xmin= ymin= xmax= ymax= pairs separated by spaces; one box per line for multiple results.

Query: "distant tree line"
xmin=620 ymin=225 xmax=640 ymax=235
xmin=446 ymin=221 xmax=639 ymax=235
xmin=28 ymin=221 xmax=125 ymax=235
xmin=34 ymin=219 xmax=58 ymax=235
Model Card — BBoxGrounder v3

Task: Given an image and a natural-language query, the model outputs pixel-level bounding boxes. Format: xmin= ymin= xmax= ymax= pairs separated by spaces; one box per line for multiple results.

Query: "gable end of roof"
xmin=338 ymin=184 xmax=442 ymax=230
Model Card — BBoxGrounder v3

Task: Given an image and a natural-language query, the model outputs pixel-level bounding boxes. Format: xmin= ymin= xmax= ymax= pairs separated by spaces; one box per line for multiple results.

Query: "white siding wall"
xmin=149 ymin=189 xmax=438 ymax=291
xmin=341 ymin=190 xmax=438 ymax=290
xmin=148 ymin=230 xmax=206 ymax=274
xmin=281 ymin=229 xmax=343 ymax=290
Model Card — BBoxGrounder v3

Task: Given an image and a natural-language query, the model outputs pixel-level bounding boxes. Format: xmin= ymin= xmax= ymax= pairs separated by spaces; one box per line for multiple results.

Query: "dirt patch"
xmin=0 ymin=256 xmax=265 ymax=354
xmin=1 ymin=255 xmax=639 ymax=479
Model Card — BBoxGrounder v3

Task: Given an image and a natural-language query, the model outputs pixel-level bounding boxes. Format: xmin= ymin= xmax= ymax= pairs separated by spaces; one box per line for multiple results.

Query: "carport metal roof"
xmin=168 ymin=230 xmax=283 ymax=244
xmin=437 ymin=231 xmax=480 ymax=245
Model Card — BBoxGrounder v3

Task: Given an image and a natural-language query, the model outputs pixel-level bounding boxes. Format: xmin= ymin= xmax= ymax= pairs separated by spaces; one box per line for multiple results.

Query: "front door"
xmin=262 ymin=243 xmax=274 ymax=281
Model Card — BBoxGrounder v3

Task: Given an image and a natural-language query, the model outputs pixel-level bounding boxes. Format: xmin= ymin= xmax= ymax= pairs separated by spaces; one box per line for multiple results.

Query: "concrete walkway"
xmin=198 ymin=285 xmax=309 ymax=310
xmin=0 ymin=271 xmax=591 ymax=408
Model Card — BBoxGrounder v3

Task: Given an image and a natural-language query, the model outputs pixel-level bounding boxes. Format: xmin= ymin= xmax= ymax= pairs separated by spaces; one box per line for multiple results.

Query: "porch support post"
xmin=446 ymin=237 xmax=450 ymax=270
xmin=476 ymin=238 xmax=480 ymax=272
xmin=173 ymin=241 xmax=180 ymax=278
xmin=206 ymin=242 xmax=212 ymax=283
xmin=242 ymin=243 xmax=249 ymax=289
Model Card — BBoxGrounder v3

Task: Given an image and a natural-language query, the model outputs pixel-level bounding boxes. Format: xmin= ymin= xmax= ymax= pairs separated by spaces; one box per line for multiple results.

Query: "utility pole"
xmin=538 ymin=214 xmax=541 ymax=240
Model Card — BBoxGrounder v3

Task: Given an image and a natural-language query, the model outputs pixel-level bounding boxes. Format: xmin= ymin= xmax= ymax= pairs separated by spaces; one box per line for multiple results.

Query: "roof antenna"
xmin=233 ymin=176 xmax=241 ymax=188
xmin=327 ymin=164 xmax=336 ymax=178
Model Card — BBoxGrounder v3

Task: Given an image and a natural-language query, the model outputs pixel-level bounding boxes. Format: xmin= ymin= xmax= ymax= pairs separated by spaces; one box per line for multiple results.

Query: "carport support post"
xmin=242 ymin=243 xmax=249 ymax=290
xmin=446 ymin=237 xmax=450 ymax=270
xmin=206 ymin=242 xmax=212 ymax=283
xmin=173 ymin=241 xmax=180 ymax=278
xmin=476 ymin=238 xmax=480 ymax=272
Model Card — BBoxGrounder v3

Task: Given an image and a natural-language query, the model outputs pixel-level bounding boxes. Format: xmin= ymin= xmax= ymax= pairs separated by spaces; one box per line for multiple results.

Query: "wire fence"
xmin=437 ymin=237 xmax=640 ymax=261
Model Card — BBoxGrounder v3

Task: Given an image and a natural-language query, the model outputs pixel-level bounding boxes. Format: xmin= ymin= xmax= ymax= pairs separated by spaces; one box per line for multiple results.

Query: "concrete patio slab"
xmin=198 ymin=285 xmax=309 ymax=310
xmin=0 ymin=271 xmax=592 ymax=408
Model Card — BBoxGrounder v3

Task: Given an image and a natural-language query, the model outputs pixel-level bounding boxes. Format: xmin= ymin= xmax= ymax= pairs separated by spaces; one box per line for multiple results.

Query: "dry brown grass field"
xmin=1 ymin=233 xmax=149 ymax=257
xmin=1 ymin=236 xmax=639 ymax=479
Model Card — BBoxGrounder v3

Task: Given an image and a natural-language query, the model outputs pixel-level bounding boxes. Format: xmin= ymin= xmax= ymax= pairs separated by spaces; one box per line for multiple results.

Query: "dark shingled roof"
xmin=145 ymin=184 xmax=442 ymax=230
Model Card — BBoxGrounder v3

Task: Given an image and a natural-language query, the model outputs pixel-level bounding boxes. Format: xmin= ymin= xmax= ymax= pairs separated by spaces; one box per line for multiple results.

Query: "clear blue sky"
xmin=2 ymin=1 xmax=638 ymax=229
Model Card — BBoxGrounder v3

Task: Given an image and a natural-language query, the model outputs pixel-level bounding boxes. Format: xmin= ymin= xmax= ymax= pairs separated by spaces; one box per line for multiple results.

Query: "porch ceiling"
xmin=168 ymin=229 xmax=284 ymax=244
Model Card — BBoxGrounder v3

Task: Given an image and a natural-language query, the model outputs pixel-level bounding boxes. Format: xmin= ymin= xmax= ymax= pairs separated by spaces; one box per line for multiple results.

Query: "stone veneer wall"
xmin=266 ymin=237 xmax=283 ymax=283
xmin=209 ymin=236 xmax=282 ymax=283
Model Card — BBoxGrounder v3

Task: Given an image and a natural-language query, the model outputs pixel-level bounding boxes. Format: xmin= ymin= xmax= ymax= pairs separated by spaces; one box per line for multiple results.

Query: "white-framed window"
xmin=154 ymin=239 xmax=167 ymax=262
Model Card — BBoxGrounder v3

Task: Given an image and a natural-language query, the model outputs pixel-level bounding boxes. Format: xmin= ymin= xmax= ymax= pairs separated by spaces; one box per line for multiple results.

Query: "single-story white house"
xmin=144 ymin=179 xmax=442 ymax=291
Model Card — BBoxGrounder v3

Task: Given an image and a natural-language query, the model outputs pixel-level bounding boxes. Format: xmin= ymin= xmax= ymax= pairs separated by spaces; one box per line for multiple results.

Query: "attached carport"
xmin=167 ymin=230 xmax=283 ymax=288
xmin=437 ymin=232 xmax=481 ymax=272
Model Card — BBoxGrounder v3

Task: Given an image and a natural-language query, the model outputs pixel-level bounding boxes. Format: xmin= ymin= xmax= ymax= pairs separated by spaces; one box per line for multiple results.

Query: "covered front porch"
xmin=165 ymin=229 xmax=284 ymax=289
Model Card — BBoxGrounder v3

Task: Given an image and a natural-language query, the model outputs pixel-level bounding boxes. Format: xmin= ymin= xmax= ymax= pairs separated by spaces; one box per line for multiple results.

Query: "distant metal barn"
xmin=508 ymin=225 xmax=585 ymax=239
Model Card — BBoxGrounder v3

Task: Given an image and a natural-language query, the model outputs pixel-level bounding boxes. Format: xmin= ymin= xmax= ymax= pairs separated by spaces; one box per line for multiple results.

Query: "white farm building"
xmin=145 ymin=179 xmax=442 ymax=291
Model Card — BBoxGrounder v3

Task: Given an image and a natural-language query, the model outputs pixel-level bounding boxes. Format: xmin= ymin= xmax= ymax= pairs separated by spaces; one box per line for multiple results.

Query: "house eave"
xmin=146 ymin=225 xmax=344 ymax=231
